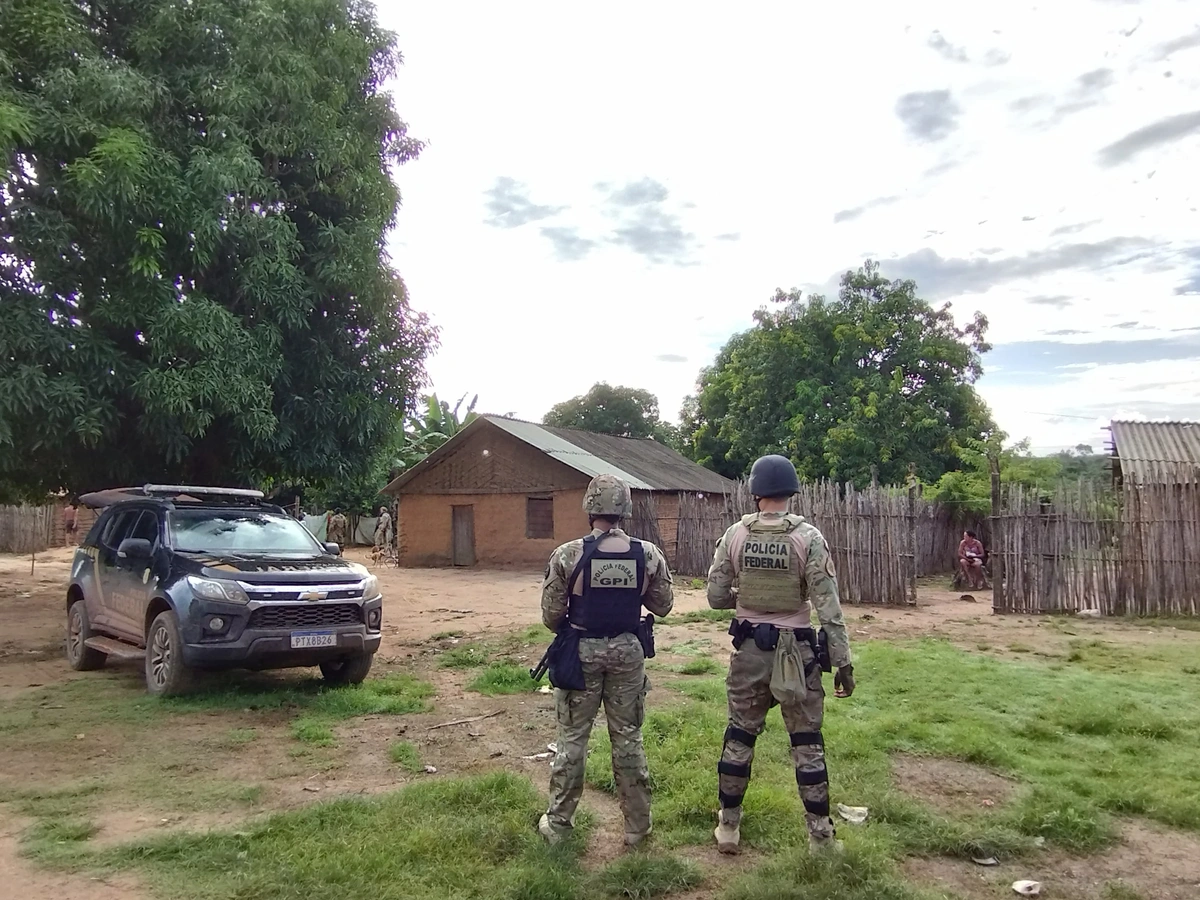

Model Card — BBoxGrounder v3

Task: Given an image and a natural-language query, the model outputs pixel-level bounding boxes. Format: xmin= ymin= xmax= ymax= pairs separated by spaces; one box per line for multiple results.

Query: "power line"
xmin=1015 ymin=410 xmax=1108 ymax=421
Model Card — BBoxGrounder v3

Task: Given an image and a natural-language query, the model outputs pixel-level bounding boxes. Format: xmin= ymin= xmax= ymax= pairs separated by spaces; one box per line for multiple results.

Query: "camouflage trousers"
xmin=719 ymin=636 xmax=834 ymax=839
xmin=546 ymin=633 xmax=651 ymax=839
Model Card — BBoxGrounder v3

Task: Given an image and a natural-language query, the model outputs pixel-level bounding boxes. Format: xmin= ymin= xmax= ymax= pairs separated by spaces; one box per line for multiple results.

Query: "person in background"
xmin=374 ymin=505 xmax=393 ymax=550
xmin=326 ymin=508 xmax=348 ymax=550
xmin=958 ymin=530 xmax=986 ymax=589
xmin=62 ymin=499 xmax=79 ymax=545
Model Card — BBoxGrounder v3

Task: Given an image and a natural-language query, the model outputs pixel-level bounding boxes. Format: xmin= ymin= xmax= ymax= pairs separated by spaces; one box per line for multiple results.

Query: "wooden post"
xmin=870 ymin=465 xmax=879 ymax=491
xmin=990 ymin=455 xmax=1005 ymax=612
xmin=907 ymin=463 xmax=918 ymax=605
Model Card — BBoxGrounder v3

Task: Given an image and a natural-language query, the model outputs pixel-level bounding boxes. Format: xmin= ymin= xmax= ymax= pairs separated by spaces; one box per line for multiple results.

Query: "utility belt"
xmin=728 ymin=618 xmax=831 ymax=673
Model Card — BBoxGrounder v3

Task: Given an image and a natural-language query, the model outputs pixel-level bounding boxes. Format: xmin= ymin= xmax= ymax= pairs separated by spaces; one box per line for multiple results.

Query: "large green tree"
xmin=543 ymin=382 xmax=678 ymax=444
xmin=0 ymin=0 xmax=434 ymax=500
xmin=681 ymin=262 xmax=997 ymax=486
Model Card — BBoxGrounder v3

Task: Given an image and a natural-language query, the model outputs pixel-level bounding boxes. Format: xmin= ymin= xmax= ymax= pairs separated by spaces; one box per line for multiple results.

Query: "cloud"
xmin=1045 ymin=329 xmax=1086 ymax=336
xmin=1028 ymin=295 xmax=1074 ymax=309
xmin=1098 ymin=110 xmax=1200 ymax=166
xmin=927 ymin=31 xmax=968 ymax=63
xmin=483 ymin=177 xmax=565 ymax=228
xmin=609 ymin=206 xmax=697 ymax=265
xmin=987 ymin=332 xmax=1200 ymax=375
xmin=1150 ymin=28 xmax=1200 ymax=60
xmin=1055 ymin=68 xmax=1116 ymax=115
xmin=895 ymin=90 xmax=962 ymax=142
xmin=983 ymin=48 xmax=1012 ymax=66
xmin=1050 ymin=220 xmax=1099 ymax=237
xmin=1114 ymin=320 xmax=1144 ymax=330
xmin=540 ymin=226 xmax=596 ymax=262
xmin=833 ymin=195 xmax=901 ymax=224
xmin=654 ymin=353 xmax=688 ymax=363
xmin=1175 ymin=247 xmax=1200 ymax=294
xmin=606 ymin=178 xmax=670 ymax=206
xmin=873 ymin=237 xmax=1158 ymax=298
xmin=714 ymin=232 xmax=741 ymax=242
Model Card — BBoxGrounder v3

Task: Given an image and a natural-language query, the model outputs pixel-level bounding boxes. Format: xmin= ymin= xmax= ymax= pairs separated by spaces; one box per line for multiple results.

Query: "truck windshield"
xmin=169 ymin=510 xmax=323 ymax=555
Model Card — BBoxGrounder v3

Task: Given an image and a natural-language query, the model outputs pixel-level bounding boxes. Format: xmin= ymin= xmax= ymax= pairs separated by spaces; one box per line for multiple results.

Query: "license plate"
xmin=290 ymin=631 xmax=337 ymax=649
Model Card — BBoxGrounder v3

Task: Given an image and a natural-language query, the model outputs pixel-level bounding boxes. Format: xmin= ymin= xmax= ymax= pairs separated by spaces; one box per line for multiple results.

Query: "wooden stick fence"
xmin=991 ymin=465 xmax=1200 ymax=616
xmin=0 ymin=505 xmax=56 ymax=554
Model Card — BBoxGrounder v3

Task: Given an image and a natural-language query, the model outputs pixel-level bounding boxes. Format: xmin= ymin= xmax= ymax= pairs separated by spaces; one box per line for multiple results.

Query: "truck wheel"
xmin=145 ymin=611 xmax=194 ymax=697
xmin=320 ymin=653 xmax=373 ymax=686
xmin=66 ymin=600 xmax=106 ymax=671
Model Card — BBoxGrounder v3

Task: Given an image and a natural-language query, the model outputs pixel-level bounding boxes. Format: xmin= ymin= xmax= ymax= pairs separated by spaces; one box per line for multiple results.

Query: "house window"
xmin=526 ymin=497 xmax=554 ymax=539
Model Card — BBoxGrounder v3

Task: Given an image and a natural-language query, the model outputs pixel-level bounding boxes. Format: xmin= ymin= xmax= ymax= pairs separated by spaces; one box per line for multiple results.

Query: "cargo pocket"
xmin=555 ymin=689 xmax=575 ymax=726
xmin=635 ymin=675 xmax=650 ymax=727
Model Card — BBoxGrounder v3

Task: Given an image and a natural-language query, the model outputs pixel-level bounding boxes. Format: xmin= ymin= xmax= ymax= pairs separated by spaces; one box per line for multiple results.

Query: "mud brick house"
xmin=381 ymin=415 xmax=735 ymax=568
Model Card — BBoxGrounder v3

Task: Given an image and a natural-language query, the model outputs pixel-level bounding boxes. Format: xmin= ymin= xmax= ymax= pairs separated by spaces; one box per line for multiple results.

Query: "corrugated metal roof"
xmin=537 ymin=423 xmax=736 ymax=493
xmin=486 ymin=417 xmax=656 ymax=490
xmin=1110 ymin=420 xmax=1200 ymax=483
xmin=383 ymin=415 xmax=736 ymax=495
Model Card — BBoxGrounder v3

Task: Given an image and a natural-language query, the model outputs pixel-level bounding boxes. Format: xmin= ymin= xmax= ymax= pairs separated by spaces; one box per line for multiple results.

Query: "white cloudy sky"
xmin=375 ymin=0 xmax=1199 ymax=455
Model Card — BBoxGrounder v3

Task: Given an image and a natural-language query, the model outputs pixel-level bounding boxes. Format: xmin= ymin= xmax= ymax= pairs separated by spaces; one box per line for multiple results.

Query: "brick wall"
xmin=398 ymin=488 xmax=588 ymax=567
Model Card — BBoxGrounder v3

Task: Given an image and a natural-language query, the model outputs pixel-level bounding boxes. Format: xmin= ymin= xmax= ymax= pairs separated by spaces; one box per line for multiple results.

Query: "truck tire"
xmin=145 ymin=610 xmax=194 ymax=697
xmin=66 ymin=600 xmax=106 ymax=671
xmin=320 ymin=653 xmax=373 ymax=686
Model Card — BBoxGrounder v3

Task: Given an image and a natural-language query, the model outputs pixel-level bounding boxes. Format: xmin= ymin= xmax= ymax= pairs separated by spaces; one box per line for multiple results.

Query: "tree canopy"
xmin=543 ymin=382 xmax=677 ymax=444
xmin=680 ymin=262 xmax=998 ymax=486
xmin=0 ymin=0 xmax=434 ymax=500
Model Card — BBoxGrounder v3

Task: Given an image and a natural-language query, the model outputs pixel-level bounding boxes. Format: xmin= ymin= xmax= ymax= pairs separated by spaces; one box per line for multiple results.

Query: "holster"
xmin=636 ymin=614 xmax=656 ymax=659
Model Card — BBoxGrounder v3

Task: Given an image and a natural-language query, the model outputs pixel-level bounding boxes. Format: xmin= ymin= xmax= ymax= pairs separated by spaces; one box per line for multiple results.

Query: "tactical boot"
xmin=714 ymin=807 xmax=742 ymax=855
xmin=624 ymin=825 xmax=651 ymax=849
xmin=808 ymin=832 xmax=844 ymax=853
xmin=538 ymin=813 xmax=567 ymax=845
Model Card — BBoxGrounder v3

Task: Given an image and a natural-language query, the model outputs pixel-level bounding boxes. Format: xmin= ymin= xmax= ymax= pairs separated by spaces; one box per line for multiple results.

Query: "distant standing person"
xmin=958 ymin=530 xmax=986 ymax=589
xmin=326 ymin=508 xmax=348 ymax=549
xmin=374 ymin=505 xmax=392 ymax=549
xmin=62 ymin=499 xmax=79 ymax=545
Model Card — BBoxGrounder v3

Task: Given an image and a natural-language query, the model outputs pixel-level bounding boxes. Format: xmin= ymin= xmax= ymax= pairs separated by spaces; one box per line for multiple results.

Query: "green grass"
xmin=659 ymin=638 xmax=713 ymax=657
xmin=592 ymin=853 xmax=703 ymax=899
xmin=430 ymin=630 xmax=465 ymax=640
xmin=388 ymin=740 xmax=424 ymax=774
xmin=291 ymin=717 xmax=336 ymax=746
xmin=1102 ymin=881 xmax=1146 ymax=900
xmin=671 ymin=608 xmax=735 ymax=625
xmin=223 ymin=727 xmax=258 ymax=746
xmin=438 ymin=645 xmax=489 ymax=669
xmin=678 ymin=658 xmax=722 ymax=676
xmin=584 ymin=638 xmax=1200 ymax=858
xmin=78 ymin=773 xmax=592 ymax=900
xmin=467 ymin=663 xmax=539 ymax=696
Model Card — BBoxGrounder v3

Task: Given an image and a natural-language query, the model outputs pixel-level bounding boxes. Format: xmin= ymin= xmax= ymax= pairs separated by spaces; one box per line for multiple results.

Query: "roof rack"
xmin=141 ymin=484 xmax=265 ymax=500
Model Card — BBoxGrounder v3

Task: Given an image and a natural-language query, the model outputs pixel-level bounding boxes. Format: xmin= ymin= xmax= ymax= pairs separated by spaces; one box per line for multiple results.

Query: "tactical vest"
xmin=737 ymin=513 xmax=806 ymax=613
xmin=567 ymin=535 xmax=646 ymax=637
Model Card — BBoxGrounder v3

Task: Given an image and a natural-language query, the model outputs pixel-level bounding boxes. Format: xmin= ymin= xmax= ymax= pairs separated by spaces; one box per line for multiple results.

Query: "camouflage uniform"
xmin=707 ymin=511 xmax=851 ymax=849
xmin=374 ymin=509 xmax=392 ymax=549
xmin=539 ymin=475 xmax=674 ymax=846
xmin=327 ymin=513 xmax=348 ymax=548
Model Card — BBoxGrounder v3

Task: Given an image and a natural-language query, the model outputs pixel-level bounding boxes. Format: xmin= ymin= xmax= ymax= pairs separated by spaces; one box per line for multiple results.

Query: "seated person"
xmin=958 ymin=530 xmax=986 ymax=588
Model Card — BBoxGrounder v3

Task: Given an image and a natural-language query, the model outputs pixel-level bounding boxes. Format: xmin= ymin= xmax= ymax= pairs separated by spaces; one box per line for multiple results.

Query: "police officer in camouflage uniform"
xmin=539 ymin=474 xmax=675 ymax=848
xmin=706 ymin=455 xmax=854 ymax=854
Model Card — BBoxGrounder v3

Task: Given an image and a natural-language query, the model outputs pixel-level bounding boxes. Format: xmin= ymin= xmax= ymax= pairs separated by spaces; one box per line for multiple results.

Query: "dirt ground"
xmin=2 ymin=546 xmax=1198 ymax=900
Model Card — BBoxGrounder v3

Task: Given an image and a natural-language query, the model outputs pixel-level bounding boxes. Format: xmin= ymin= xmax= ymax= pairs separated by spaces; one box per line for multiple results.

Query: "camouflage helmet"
xmin=583 ymin=474 xmax=633 ymax=518
xmin=748 ymin=454 xmax=800 ymax=499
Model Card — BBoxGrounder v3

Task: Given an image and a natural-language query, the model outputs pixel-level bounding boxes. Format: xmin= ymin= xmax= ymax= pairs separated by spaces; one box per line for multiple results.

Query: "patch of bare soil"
xmin=0 ymin=824 xmax=144 ymax=900
xmin=904 ymin=819 xmax=1200 ymax=900
xmin=892 ymin=754 xmax=1018 ymax=815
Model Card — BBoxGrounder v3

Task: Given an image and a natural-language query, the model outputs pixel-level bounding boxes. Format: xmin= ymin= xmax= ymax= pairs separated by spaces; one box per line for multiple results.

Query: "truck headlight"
xmin=361 ymin=574 xmax=380 ymax=599
xmin=187 ymin=575 xmax=249 ymax=604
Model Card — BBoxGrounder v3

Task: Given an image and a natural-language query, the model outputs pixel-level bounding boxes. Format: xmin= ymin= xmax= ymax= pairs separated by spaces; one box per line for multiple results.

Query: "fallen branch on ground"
xmin=428 ymin=710 xmax=504 ymax=730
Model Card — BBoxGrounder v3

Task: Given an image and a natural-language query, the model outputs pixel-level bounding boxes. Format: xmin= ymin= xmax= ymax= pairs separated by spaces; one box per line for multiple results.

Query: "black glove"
xmin=834 ymin=665 xmax=855 ymax=698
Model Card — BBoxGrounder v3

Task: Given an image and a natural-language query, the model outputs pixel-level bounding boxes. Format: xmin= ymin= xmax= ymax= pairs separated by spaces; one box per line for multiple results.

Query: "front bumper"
xmin=182 ymin=627 xmax=382 ymax=669
xmin=180 ymin=591 xmax=383 ymax=670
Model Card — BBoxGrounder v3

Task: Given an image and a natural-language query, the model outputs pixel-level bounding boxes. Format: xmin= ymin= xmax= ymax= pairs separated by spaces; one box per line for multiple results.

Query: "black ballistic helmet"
xmin=748 ymin=454 xmax=800 ymax=499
